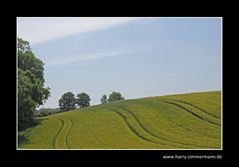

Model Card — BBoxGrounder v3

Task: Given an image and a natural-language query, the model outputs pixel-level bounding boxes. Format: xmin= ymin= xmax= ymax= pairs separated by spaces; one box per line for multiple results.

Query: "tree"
xmin=100 ymin=95 xmax=107 ymax=104
xmin=18 ymin=38 xmax=50 ymax=130
xmin=76 ymin=92 xmax=91 ymax=108
xmin=58 ymin=92 xmax=76 ymax=111
xmin=108 ymin=92 xmax=124 ymax=102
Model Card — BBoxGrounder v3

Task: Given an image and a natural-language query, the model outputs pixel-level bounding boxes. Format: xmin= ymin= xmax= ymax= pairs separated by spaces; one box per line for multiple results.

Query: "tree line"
xmin=58 ymin=91 xmax=124 ymax=112
xmin=58 ymin=92 xmax=90 ymax=111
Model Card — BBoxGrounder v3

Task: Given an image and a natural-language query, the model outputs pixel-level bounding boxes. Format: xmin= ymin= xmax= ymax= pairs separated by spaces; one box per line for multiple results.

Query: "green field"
xmin=18 ymin=91 xmax=221 ymax=149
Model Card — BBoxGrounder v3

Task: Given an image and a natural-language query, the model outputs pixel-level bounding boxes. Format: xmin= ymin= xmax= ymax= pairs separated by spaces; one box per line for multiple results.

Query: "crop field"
xmin=18 ymin=91 xmax=221 ymax=149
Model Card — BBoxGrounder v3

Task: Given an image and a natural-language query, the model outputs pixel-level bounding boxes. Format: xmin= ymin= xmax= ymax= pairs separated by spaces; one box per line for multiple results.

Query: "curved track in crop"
xmin=53 ymin=116 xmax=74 ymax=149
xmin=106 ymin=107 xmax=212 ymax=148
xmin=165 ymin=99 xmax=220 ymax=119
xmin=122 ymin=107 xmax=213 ymax=148
xmin=52 ymin=118 xmax=64 ymax=149
xmin=107 ymin=108 xmax=162 ymax=145
xmin=64 ymin=116 xmax=73 ymax=149
xmin=161 ymin=100 xmax=220 ymax=126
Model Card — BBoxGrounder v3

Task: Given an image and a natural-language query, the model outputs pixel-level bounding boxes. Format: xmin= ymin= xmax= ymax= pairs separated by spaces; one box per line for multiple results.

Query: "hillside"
xmin=18 ymin=91 xmax=221 ymax=149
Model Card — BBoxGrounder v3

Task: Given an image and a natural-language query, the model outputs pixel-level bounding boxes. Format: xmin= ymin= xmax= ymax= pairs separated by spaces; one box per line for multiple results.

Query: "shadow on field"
xmin=18 ymin=134 xmax=30 ymax=146
xmin=31 ymin=118 xmax=43 ymax=127
xmin=18 ymin=119 xmax=45 ymax=147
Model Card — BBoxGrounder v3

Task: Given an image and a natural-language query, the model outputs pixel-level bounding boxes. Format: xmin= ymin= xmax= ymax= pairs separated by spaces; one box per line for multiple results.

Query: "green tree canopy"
xmin=58 ymin=92 xmax=76 ymax=111
xmin=76 ymin=92 xmax=91 ymax=108
xmin=108 ymin=92 xmax=124 ymax=102
xmin=18 ymin=37 xmax=50 ymax=130
xmin=100 ymin=95 xmax=107 ymax=104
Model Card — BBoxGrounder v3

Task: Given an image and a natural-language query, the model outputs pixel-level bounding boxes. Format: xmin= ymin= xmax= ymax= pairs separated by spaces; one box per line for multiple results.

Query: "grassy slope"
xmin=18 ymin=91 xmax=221 ymax=149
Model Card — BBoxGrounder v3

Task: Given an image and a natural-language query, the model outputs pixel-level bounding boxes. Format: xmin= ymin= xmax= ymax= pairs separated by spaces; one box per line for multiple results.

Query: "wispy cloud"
xmin=17 ymin=17 xmax=150 ymax=44
xmin=45 ymin=49 xmax=150 ymax=67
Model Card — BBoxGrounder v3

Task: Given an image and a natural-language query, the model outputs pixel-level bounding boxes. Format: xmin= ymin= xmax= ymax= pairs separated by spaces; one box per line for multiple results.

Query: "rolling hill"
xmin=18 ymin=91 xmax=221 ymax=149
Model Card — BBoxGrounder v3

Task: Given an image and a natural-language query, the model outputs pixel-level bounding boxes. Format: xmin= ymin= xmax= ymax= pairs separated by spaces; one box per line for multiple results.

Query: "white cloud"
xmin=17 ymin=17 xmax=148 ymax=44
xmin=45 ymin=49 xmax=149 ymax=67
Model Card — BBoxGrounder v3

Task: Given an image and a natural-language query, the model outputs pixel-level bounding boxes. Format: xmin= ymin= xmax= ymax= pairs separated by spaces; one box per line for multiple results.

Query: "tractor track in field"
xmin=53 ymin=116 xmax=73 ymax=149
xmin=106 ymin=107 xmax=211 ymax=148
xmin=106 ymin=108 xmax=162 ymax=145
xmin=64 ymin=116 xmax=73 ymax=149
xmin=119 ymin=107 xmax=212 ymax=148
xmin=161 ymin=100 xmax=221 ymax=127
xmin=164 ymin=99 xmax=220 ymax=119
xmin=136 ymin=100 xmax=220 ymax=138
xmin=52 ymin=118 xmax=64 ymax=149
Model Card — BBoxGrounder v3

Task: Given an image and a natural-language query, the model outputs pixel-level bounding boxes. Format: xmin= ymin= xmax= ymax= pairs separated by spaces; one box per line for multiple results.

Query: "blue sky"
xmin=17 ymin=17 xmax=222 ymax=108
